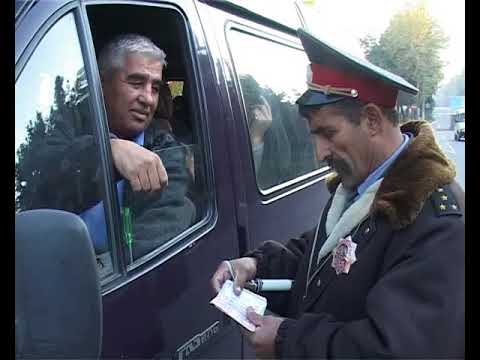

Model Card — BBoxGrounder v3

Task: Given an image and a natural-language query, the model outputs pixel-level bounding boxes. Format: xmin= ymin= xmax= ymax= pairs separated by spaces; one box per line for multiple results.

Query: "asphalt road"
xmin=434 ymin=129 xmax=465 ymax=190
xmin=432 ymin=110 xmax=465 ymax=190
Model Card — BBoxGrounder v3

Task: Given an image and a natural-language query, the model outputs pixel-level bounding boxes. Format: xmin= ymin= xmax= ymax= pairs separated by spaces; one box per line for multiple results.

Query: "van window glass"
xmin=15 ymin=13 xmax=114 ymax=279
xmin=227 ymin=29 xmax=323 ymax=190
xmin=86 ymin=4 xmax=210 ymax=265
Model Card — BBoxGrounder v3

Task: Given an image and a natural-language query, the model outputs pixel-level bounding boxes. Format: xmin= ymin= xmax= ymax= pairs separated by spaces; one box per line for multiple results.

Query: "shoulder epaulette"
xmin=431 ymin=185 xmax=462 ymax=217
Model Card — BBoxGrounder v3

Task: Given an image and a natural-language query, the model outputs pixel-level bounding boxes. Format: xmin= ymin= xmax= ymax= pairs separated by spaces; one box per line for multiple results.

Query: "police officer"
xmin=211 ymin=28 xmax=464 ymax=358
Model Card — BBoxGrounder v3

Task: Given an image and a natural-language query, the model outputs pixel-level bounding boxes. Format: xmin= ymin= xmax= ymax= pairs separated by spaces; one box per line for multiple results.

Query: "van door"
xmin=15 ymin=1 xmax=244 ymax=358
xmin=224 ymin=24 xmax=332 ymax=251
xmin=196 ymin=5 xmax=332 ymax=255
xmin=192 ymin=5 xmax=333 ymax=357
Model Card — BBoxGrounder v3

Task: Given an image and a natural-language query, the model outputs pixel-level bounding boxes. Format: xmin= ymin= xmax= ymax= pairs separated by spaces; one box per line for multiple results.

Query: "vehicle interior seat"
xmin=172 ymin=94 xmax=193 ymax=145
xmin=155 ymin=82 xmax=174 ymax=132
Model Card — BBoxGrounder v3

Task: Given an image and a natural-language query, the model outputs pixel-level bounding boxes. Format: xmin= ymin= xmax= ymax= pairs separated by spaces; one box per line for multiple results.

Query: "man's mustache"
xmin=326 ymin=157 xmax=350 ymax=174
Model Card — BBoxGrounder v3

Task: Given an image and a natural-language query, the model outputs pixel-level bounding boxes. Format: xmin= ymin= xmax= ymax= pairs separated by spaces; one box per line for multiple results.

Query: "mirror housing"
xmin=15 ymin=209 xmax=102 ymax=358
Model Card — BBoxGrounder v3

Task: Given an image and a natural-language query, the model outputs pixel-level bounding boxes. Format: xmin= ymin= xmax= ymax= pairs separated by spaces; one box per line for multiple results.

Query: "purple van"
xmin=15 ymin=1 xmax=332 ymax=358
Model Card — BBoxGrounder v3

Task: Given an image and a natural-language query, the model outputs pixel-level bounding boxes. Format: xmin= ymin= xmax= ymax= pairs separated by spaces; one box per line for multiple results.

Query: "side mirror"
xmin=15 ymin=209 xmax=102 ymax=358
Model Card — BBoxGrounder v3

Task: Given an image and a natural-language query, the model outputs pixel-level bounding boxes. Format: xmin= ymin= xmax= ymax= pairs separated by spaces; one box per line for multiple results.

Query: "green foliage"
xmin=15 ymin=75 xmax=79 ymax=211
xmin=359 ymin=3 xmax=448 ymax=111
xmin=168 ymin=81 xmax=184 ymax=98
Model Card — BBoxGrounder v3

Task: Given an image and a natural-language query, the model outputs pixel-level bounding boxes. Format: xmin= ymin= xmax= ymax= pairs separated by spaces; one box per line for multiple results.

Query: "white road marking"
xmin=435 ymin=131 xmax=456 ymax=155
xmin=445 ymin=142 xmax=456 ymax=155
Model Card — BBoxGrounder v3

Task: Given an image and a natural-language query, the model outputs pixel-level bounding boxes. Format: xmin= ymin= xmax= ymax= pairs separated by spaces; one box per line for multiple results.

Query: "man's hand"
xmin=243 ymin=308 xmax=285 ymax=359
xmin=110 ymin=139 xmax=168 ymax=192
xmin=210 ymin=257 xmax=257 ymax=296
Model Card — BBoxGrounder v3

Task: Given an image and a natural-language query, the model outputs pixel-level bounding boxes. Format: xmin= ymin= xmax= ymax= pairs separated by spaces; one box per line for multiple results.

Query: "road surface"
xmin=432 ymin=109 xmax=465 ymax=190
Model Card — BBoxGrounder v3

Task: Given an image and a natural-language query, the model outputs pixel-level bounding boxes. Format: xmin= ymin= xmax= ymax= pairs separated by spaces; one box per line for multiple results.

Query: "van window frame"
xmin=82 ymin=0 xmax=219 ymax=292
xmin=224 ymin=21 xmax=331 ymax=199
xmin=15 ymin=1 xmax=219 ymax=293
xmin=15 ymin=3 xmax=126 ymax=286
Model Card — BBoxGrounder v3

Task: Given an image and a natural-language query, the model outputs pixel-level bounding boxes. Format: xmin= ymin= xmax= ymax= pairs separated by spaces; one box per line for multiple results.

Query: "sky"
xmin=16 ymin=0 xmax=464 ymax=155
xmin=15 ymin=13 xmax=83 ymax=154
xmin=300 ymin=0 xmax=465 ymax=86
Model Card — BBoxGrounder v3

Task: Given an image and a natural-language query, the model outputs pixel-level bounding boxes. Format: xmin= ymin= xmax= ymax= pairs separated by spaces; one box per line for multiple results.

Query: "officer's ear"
xmin=360 ymin=103 xmax=384 ymax=137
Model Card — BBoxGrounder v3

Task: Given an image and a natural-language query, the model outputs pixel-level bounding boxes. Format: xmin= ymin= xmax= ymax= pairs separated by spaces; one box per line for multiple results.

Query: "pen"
xmin=225 ymin=261 xmax=236 ymax=281
xmin=245 ymin=279 xmax=294 ymax=292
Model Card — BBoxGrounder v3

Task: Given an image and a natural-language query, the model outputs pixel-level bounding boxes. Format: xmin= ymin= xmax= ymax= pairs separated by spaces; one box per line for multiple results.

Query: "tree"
xmin=360 ymin=2 xmax=448 ymax=120
xmin=15 ymin=112 xmax=47 ymax=211
xmin=168 ymin=81 xmax=184 ymax=98
xmin=15 ymin=75 xmax=79 ymax=211
xmin=54 ymin=75 xmax=67 ymax=111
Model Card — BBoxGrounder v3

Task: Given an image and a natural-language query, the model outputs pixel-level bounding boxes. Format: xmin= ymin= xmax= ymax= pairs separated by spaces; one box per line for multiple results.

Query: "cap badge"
xmin=307 ymin=81 xmax=359 ymax=98
xmin=331 ymin=236 xmax=357 ymax=275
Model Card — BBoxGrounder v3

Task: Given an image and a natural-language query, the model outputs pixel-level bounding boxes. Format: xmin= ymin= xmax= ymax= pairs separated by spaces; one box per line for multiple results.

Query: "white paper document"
xmin=210 ymin=280 xmax=267 ymax=332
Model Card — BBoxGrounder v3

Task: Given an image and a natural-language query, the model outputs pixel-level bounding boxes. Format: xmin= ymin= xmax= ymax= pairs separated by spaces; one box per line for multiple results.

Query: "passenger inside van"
xmin=154 ymin=81 xmax=197 ymax=214
xmin=240 ymin=75 xmax=292 ymax=189
xmin=22 ymin=34 xmax=196 ymax=260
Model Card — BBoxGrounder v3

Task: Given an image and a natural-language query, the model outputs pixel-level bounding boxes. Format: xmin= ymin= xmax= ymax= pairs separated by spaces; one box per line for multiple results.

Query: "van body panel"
xmin=15 ymin=0 xmax=332 ymax=358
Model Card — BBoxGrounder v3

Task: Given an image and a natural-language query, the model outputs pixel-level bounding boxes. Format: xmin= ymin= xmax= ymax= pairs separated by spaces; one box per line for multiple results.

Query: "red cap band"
xmin=310 ymin=63 xmax=398 ymax=107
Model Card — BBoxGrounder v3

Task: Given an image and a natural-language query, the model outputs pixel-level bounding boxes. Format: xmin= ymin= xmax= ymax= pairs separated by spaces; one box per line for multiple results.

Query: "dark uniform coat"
xmin=247 ymin=121 xmax=464 ymax=358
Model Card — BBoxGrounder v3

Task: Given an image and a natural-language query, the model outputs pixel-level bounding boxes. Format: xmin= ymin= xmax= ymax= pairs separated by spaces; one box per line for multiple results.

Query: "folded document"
xmin=210 ymin=280 xmax=267 ymax=332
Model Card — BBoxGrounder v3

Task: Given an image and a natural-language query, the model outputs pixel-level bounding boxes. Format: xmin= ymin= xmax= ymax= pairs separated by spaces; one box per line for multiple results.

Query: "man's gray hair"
xmin=98 ymin=33 xmax=167 ymax=77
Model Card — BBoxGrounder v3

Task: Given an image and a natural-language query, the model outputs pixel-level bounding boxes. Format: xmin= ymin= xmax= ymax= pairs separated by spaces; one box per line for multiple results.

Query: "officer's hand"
xmin=210 ymin=257 xmax=257 ymax=296
xmin=110 ymin=139 xmax=168 ymax=192
xmin=242 ymin=307 xmax=285 ymax=359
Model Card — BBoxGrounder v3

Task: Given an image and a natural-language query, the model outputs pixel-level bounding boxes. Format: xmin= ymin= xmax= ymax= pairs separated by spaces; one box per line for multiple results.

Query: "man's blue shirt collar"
xmin=353 ymin=133 xmax=411 ymax=201
xmin=133 ymin=131 xmax=145 ymax=146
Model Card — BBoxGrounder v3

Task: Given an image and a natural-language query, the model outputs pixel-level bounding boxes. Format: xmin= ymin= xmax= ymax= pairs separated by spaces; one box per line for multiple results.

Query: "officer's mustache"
xmin=326 ymin=157 xmax=351 ymax=175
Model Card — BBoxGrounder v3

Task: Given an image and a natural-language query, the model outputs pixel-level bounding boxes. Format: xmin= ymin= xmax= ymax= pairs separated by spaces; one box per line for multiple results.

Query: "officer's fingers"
xmin=210 ymin=275 xmax=221 ymax=294
xmin=210 ymin=273 xmax=223 ymax=294
xmin=211 ymin=266 xmax=230 ymax=293
xmin=232 ymin=269 xmax=249 ymax=296
xmin=240 ymin=325 xmax=254 ymax=339
xmin=246 ymin=307 xmax=263 ymax=327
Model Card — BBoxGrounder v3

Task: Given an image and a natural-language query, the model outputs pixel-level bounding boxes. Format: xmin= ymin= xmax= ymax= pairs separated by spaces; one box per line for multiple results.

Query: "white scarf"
xmin=317 ymin=178 xmax=383 ymax=264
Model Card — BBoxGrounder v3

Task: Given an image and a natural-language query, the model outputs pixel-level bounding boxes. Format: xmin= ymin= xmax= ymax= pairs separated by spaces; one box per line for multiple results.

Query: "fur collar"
xmin=317 ymin=179 xmax=383 ymax=262
xmin=325 ymin=121 xmax=456 ymax=229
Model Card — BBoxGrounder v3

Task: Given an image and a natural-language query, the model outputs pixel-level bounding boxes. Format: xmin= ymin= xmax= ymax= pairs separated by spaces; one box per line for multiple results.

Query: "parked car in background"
xmin=453 ymin=108 xmax=465 ymax=141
